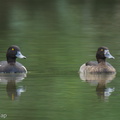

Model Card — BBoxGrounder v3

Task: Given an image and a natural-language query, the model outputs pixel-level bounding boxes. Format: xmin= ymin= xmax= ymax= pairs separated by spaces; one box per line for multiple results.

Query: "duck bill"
xmin=16 ymin=51 xmax=26 ymax=59
xmin=104 ymin=50 xmax=115 ymax=59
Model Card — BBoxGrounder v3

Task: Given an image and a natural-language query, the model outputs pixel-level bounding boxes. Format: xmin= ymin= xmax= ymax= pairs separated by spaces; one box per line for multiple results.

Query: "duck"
xmin=0 ymin=45 xmax=27 ymax=73
xmin=79 ymin=46 xmax=116 ymax=73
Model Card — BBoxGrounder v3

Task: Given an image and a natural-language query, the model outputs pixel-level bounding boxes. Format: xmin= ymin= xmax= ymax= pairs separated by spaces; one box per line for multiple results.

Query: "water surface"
xmin=0 ymin=0 xmax=120 ymax=120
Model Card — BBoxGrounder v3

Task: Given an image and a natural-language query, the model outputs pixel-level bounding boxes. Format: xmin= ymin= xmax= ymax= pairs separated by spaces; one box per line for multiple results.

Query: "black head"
xmin=96 ymin=46 xmax=114 ymax=63
xmin=6 ymin=45 xmax=26 ymax=63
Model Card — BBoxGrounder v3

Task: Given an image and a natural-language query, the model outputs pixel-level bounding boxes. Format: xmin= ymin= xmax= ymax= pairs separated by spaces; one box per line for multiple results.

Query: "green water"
xmin=0 ymin=0 xmax=120 ymax=120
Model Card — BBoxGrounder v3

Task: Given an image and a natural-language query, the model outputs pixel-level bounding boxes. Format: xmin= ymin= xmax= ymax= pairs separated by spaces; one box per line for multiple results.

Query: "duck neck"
xmin=97 ymin=58 xmax=106 ymax=64
xmin=7 ymin=57 xmax=16 ymax=64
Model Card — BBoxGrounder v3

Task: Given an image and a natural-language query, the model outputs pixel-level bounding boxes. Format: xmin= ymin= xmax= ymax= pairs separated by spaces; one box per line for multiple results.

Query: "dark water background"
xmin=0 ymin=0 xmax=120 ymax=120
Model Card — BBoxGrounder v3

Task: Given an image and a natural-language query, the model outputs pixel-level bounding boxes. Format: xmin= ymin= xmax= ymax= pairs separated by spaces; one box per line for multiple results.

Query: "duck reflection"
xmin=80 ymin=73 xmax=116 ymax=100
xmin=0 ymin=73 xmax=26 ymax=100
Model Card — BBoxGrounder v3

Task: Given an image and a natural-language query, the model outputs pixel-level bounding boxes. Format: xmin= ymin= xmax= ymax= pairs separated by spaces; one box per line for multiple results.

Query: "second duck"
xmin=79 ymin=46 xmax=116 ymax=73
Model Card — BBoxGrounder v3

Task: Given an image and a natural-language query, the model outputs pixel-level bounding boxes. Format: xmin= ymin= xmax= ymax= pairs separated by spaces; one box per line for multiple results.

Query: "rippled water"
xmin=0 ymin=0 xmax=120 ymax=120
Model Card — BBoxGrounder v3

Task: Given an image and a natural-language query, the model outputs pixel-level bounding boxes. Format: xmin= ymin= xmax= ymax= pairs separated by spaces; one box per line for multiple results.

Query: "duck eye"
xmin=12 ymin=48 xmax=14 ymax=51
xmin=100 ymin=49 xmax=104 ymax=51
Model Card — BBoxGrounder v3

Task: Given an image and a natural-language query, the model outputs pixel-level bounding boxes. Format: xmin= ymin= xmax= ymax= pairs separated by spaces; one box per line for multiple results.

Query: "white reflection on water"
xmin=79 ymin=72 xmax=116 ymax=101
xmin=0 ymin=73 xmax=27 ymax=100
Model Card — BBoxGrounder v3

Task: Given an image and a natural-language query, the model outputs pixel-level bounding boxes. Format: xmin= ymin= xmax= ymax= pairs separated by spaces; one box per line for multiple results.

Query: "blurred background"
xmin=0 ymin=0 xmax=120 ymax=120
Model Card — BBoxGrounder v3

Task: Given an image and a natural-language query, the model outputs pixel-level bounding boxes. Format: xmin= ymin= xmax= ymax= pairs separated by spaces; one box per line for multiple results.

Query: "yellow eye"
xmin=12 ymin=48 xmax=14 ymax=51
xmin=101 ymin=49 xmax=104 ymax=51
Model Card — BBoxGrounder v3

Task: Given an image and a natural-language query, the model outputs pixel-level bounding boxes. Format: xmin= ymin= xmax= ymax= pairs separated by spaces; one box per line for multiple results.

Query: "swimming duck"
xmin=0 ymin=45 xmax=27 ymax=73
xmin=79 ymin=46 xmax=116 ymax=73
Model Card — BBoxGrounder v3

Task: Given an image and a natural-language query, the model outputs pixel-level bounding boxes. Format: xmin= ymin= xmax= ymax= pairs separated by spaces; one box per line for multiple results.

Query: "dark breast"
xmin=0 ymin=61 xmax=26 ymax=73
